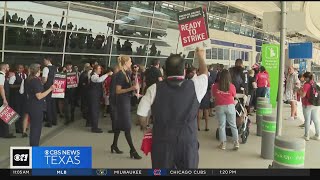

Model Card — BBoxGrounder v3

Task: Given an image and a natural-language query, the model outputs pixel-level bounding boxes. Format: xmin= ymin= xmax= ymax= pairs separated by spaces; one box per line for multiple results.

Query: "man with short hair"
xmin=137 ymin=47 xmax=208 ymax=168
xmin=143 ymin=59 xmax=163 ymax=94
xmin=229 ymin=59 xmax=248 ymax=95
xmin=0 ymin=63 xmax=15 ymax=138
xmin=42 ymin=56 xmax=58 ymax=127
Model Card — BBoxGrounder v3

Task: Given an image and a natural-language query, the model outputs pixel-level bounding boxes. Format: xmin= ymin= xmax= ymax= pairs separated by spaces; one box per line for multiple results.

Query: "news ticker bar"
xmin=1 ymin=169 xmax=320 ymax=176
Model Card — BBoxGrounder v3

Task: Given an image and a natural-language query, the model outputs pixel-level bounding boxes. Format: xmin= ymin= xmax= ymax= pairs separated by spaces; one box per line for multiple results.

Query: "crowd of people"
xmin=0 ymin=45 xmax=319 ymax=168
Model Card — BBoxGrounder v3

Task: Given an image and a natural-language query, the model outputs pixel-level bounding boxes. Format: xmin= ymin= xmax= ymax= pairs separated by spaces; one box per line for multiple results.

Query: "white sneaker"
xmin=286 ymin=117 xmax=295 ymax=121
xmin=233 ymin=141 xmax=240 ymax=150
xmin=219 ymin=142 xmax=226 ymax=150
xmin=303 ymin=136 xmax=310 ymax=141
xmin=310 ymin=136 xmax=320 ymax=141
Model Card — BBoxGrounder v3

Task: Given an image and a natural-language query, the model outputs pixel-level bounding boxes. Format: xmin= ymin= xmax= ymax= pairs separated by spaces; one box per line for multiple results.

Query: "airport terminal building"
xmin=0 ymin=1 xmax=320 ymax=72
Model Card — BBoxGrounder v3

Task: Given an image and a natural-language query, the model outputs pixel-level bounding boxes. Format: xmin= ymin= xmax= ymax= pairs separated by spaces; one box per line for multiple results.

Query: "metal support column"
xmin=276 ymin=1 xmax=287 ymax=136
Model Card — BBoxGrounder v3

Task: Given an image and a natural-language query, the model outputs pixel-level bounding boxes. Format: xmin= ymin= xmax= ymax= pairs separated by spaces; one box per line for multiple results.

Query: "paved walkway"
xmin=1 ymin=104 xmax=319 ymax=168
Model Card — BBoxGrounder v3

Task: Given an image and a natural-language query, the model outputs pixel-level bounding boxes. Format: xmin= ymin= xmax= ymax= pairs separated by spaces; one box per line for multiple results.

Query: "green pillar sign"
xmin=262 ymin=44 xmax=280 ymax=108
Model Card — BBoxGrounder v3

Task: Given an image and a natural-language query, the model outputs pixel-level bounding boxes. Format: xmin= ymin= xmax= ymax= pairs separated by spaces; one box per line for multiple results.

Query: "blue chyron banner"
xmin=32 ymin=147 xmax=92 ymax=169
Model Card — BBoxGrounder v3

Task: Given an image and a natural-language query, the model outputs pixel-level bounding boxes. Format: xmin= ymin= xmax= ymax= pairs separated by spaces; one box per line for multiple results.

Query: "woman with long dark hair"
xmin=212 ymin=69 xmax=239 ymax=150
xmin=298 ymin=72 xmax=320 ymax=141
xmin=25 ymin=64 xmax=55 ymax=146
xmin=111 ymin=55 xmax=141 ymax=160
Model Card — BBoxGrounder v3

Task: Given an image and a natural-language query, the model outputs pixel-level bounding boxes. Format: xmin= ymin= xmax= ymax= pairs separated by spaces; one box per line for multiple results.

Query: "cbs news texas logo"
xmin=10 ymin=146 xmax=92 ymax=169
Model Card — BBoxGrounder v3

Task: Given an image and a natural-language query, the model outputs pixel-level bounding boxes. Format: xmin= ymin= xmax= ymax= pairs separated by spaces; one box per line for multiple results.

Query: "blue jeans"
xmin=216 ymin=104 xmax=238 ymax=142
xmin=303 ymin=105 xmax=320 ymax=137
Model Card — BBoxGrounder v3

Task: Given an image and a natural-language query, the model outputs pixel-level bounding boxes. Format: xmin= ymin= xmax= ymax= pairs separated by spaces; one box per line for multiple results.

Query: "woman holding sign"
xmin=25 ymin=64 xmax=55 ymax=146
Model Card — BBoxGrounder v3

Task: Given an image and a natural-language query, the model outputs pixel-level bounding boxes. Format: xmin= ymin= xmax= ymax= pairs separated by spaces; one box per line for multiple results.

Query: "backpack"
xmin=308 ymin=82 xmax=320 ymax=106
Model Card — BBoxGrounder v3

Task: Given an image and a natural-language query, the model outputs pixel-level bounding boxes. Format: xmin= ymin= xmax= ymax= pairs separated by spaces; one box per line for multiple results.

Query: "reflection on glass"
xmin=112 ymin=36 xmax=149 ymax=57
xmin=68 ymin=17 xmax=112 ymax=36
xmin=5 ymin=27 xmax=65 ymax=52
xmin=209 ymin=15 xmax=225 ymax=31
xmin=185 ymin=1 xmax=208 ymax=9
xmin=4 ymin=53 xmax=63 ymax=65
xmin=212 ymin=48 xmax=217 ymax=59
xmin=253 ymin=30 xmax=263 ymax=40
xmin=64 ymin=54 xmax=109 ymax=67
xmin=73 ymin=1 xmax=117 ymax=10
xmin=225 ymin=21 xmax=240 ymax=34
xmin=227 ymin=7 xmax=243 ymax=23
xmin=218 ymin=48 xmax=223 ymax=60
xmin=209 ymin=2 xmax=228 ymax=18
xmin=4 ymin=10 xmax=66 ymax=30
xmin=242 ymin=14 xmax=255 ymax=26
xmin=156 ymin=1 xmax=184 ymax=21
xmin=0 ymin=25 xmax=3 ymax=48
xmin=223 ymin=49 xmax=229 ymax=60
xmin=7 ymin=1 xmax=67 ymax=16
xmin=206 ymin=49 xmax=211 ymax=59
xmin=240 ymin=26 xmax=253 ymax=37
xmin=118 ymin=1 xmax=154 ymax=13
xmin=66 ymin=31 xmax=114 ymax=54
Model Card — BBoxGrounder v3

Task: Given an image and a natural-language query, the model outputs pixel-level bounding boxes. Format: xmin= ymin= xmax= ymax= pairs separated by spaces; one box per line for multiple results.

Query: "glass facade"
xmin=0 ymin=1 xmax=278 ymax=67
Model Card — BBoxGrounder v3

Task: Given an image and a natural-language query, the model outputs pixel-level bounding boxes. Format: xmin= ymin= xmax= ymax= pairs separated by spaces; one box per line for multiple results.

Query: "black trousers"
xmin=46 ymin=94 xmax=57 ymax=125
xmin=13 ymin=94 xmax=24 ymax=133
xmin=89 ymin=95 xmax=101 ymax=130
xmin=64 ymin=95 xmax=75 ymax=123
xmin=81 ymin=93 xmax=89 ymax=120
xmin=29 ymin=107 xmax=43 ymax=146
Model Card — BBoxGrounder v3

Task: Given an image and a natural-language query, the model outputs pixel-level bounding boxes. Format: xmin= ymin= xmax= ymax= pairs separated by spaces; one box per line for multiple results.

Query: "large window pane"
xmin=72 ymin=1 xmax=117 ymax=10
xmin=225 ymin=21 xmax=240 ymax=34
xmin=209 ymin=15 xmax=225 ymax=31
xmin=253 ymin=30 xmax=263 ymax=40
xmin=240 ymin=26 xmax=253 ymax=37
xmin=115 ymin=12 xmax=153 ymax=37
xmin=112 ymin=36 xmax=149 ymax=56
xmin=0 ymin=2 xmax=4 ymax=7
xmin=118 ymin=1 xmax=155 ymax=13
xmin=0 ymin=25 xmax=3 ymax=49
xmin=65 ymin=31 xmax=114 ymax=54
xmin=209 ymin=2 xmax=228 ymax=18
xmin=5 ymin=27 xmax=65 ymax=52
xmin=185 ymin=1 xmax=208 ymax=9
xmin=223 ymin=49 xmax=229 ymax=60
xmin=212 ymin=48 xmax=217 ymax=59
xmin=242 ymin=14 xmax=255 ymax=26
xmin=4 ymin=53 xmax=63 ymax=66
xmin=156 ymin=1 xmax=184 ymax=21
xmin=0 ymin=8 xmax=4 ymax=25
xmin=64 ymin=54 xmax=109 ymax=67
xmin=206 ymin=49 xmax=211 ymax=59
xmin=231 ymin=50 xmax=235 ymax=60
xmin=5 ymin=10 xmax=66 ymax=30
xmin=7 ymin=1 xmax=68 ymax=14
xmin=150 ymin=22 xmax=179 ymax=57
xmin=218 ymin=48 xmax=223 ymax=60
xmin=227 ymin=7 xmax=243 ymax=23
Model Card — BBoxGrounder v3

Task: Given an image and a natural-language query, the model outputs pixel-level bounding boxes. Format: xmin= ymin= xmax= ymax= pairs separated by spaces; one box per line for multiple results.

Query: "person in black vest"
xmin=79 ymin=63 xmax=91 ymax=125
xmin=9 ymin=64 xmax=27 ymax=134
xmin=110 ymin=55 xmax=141 ymax=160
xmin=108 ymin=65 xmax=120 ymax=133
xmin=88 ymin=65 xmax=112 ymax=133
xmin=42 ymin=56 xmax=58 ymax=127
xmin=0 ymin=63 xmax=16 ymax=138
xmin=137 ymin=47 xmax=208 ymax=168
xmin=63 ymin=62 xmax=76 ymax=125
xmin=25 ymin=64 xmax=55 ymax=146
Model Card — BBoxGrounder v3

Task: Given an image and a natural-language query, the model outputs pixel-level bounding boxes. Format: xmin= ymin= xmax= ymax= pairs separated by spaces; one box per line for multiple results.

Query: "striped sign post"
xmin=256 ymin=103 xmax=272 ymax=136
xmin=271 ymin=136 xmax=305 ymax=168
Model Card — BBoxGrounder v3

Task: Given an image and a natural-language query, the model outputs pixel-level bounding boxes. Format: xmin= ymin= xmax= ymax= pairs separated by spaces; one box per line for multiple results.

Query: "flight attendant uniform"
xmin=137 ymin=74 xmax=208 ymax=168
xmin=64 ymin=70 xmax=76 ymax=125
xmin=9 ymin=72 xmax=27 ymax=133
xmin=88 ymin=72 xmax=108 ymax=132
xmin=114 ymin=71 xmax=132 ymax=131
xmin=109 ymin=72 xmax=118 ymax=131
xmin=43 ymin=64 xmax=57 ymax=127
xmin=25 ymin=77 xmax=45 ymax=146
